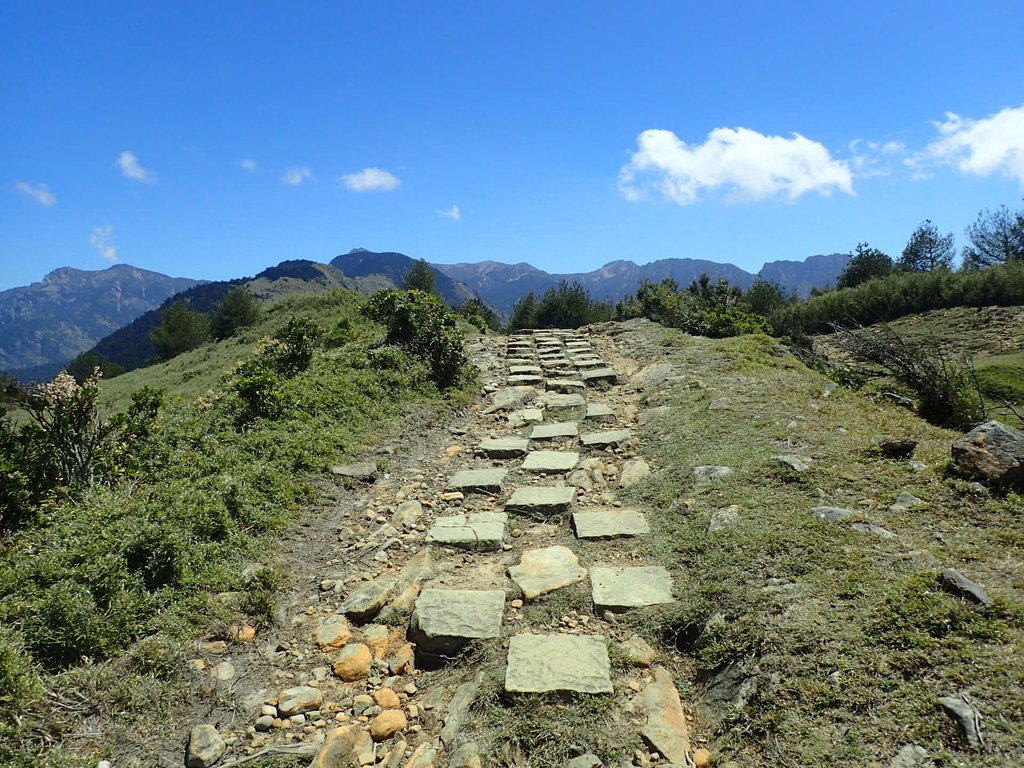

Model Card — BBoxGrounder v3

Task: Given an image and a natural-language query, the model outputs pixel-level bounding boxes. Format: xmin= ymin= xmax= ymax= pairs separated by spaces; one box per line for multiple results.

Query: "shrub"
xmin=617 ymin=276 xmax=768 ymax=338
xmin=362 ymin=289 xmax=468 ymax=387
xmin=456 ymin=298 xmax=502 ymax=331
xmin=211 ymin=285 xmax=261 ymax=340
xmin=507 ymin=281 xmax=614 ymax=331
xmin=149 ymin=300 xmax=211 ymax=360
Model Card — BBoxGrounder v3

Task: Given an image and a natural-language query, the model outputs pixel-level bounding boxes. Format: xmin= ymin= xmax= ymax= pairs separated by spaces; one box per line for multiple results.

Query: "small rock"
xmin=850 ymin=522 xmax=898 ymax=539
xmin=449 ymin=740 xmax=483 ymax=768
xmin=890 ymin=743 xmax=934 ymax=768
xmin=314 ymin=615 xmax=352 ymax=651
xmin=185 ymin=725 xmax=226 ymax=768
xmin=333 ymin=643 xmax=373 ymax=681
xmin=890 ymin=491 xmax=926 ymax=512
xmin=939 ymin=569 xmax=993 ymax=608
xmin=693 ymin=465 xmax=733 ymax=482
xmin=209 ymin=661 xmax=236 ymax=681
xmin=566 ymin=754 xmax=602 ymax=768
xmin=639 ymin=668 xmax=690 ymax=765
xmin=809 ymin=506 xmax=852 ymax=522
xmin=373 ymin=688 xmax=401 ymax=709
xmin=619 ymin=458 xmax=651 ymax=487
xmin=693 ymin=748 xmax=712 ymax=768
xmin=311 ymin=724 xmax=373 ymax=768
xmin=254 ymin=715 xmax=274 ymax=732
xmin=619 ymin=636 xmax=657 ymax=667
xmin=332 ymin=462 xmax=378 ymax=481
xmin=879 ymin=438 xmax=917 ymax=458
xmin=369 ymin=710 xmax=408 ymax=741
xmin=774 ymin=455 xmax=811 ymax=472
xmin=277 ymin=685 xmax=324 ymax=717
xmin=938 ymin=694 xmax=983 ymax=748
xmin=708 ymin=505 xmax=740 ymax=533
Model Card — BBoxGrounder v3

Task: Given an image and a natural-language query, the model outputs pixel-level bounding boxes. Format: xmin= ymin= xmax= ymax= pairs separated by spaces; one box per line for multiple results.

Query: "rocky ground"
xmin=160 ymin=323 xmax=706 ymax=768
xmin=111 ymin=320 xmax=1022 ymax=768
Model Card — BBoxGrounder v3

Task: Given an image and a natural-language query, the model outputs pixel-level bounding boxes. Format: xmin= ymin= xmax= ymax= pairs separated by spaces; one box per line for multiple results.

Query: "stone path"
xmin=181 ymin=328 xmax=694 ymax=768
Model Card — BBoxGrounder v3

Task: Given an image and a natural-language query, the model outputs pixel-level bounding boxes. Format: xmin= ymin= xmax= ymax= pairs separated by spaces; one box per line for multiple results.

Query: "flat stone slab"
xmin=581 ymin=368 xmax=619 ymax=386
xmin=547 ymin=379 xmax=586 ymax=394
xmin=585 ymin=403 xmax=616 ymax=422
xmin=590 ymin=566 xmax=673 ymax=612
xmin=508 ymin=408 xmax=544 ymax=427
xmin=531 ymin=422 xmax=579 ymax=440
xmin=508 ymin=546 xmax=586 ymax=599
xmin=640 ymin=668 xmax=691 ymax=764
xmin=573 ymin=358 xmax=606 ymax=368
xmin=509 ymin=365 xmax=543 ymax=376
xmin=478 ymin=438 xmax=530 ymax=458
xmin=484 ymin=386 xmax=538 ymax=414
xmin=506 ymin=486 xmax=577 ymax=515
xmin=446 ymin=468 xmax=508 ymax=493
xmin=522 ymin=450 xmax=580 ymax=473
xmin=426 ymin=512 xmax=508 ymax=551
xmin=508 ymin=375 xmax=544 ymax=385
xmin=505 ymin=634 xmax=612 ymax=693
xmin=409 ymin=589 xmax=505 ymax=655
xmin=580 ymin=429 xmax=632 ymax=448
xmin=331 ymin=462 xmax=378 ymax=481
xmin=538 ymin=392 xmax=587 ymax=410
xmin=573 ymin=508 xmax=649 ymax=539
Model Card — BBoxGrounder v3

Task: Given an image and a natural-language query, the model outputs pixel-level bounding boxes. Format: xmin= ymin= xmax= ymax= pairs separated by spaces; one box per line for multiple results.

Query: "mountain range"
xmin=436 ymin=253 xmax=849 ymax=315
xmin=1 ymin=250 xmax=848 ymax=380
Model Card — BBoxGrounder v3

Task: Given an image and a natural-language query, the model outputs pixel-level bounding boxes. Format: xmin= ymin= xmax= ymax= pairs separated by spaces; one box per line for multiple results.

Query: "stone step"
xmin=425 ymin=512 xmax=507 ymax=551
xmin=507 ymin=408 xmax=544 ymax=427
xmin=581 ymin=368 xmax=619 ymax=386
xmin=590 ymin=566 xmax=673 ymax=612
xmin=508 ymin=546 xmax=586 ymax=599
xmin=446 ymin=468 xmax=508 ymax=493
xmin=408 ymin=589 xmax=506 ymax=656
xmin=530 ymin=422 xmax=579 ymax=440
xmin=509 ymin=365 xmax=543 ymax=376
xmin=477 ymin=438 xmax=530 ymax=459
xmin=537 ymin=392 xmax=587 ymax=415
xmin=580 ymin=429 xmax=632 ymax=448
xmin=505 ymin=485 xmax=577 ymax=515
xmin=572 ymin=508 xmax=649 ymax=539
xmin=546 ymin=379 xmax=585 ymax=394
xmin=504 ymin=634 xmax=613 ymax=694
xmin=584 ymin=403 xmax=616 ymax=422
xmin=521 ymin=450 xmax=580 ymax=473
xmin=508 ymin=374 xmax=544 ymax=386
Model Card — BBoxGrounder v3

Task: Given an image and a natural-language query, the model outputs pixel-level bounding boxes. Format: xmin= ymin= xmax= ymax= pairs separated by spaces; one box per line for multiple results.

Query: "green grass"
xmin=616 ymin=328 xmax=1024 ymax=767
xmin=0 ymin=288 xmax=478 ymax=765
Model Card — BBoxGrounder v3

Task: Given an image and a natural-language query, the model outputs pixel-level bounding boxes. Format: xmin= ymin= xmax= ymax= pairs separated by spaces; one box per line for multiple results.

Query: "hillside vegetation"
xmin=0 ymin=287 xmax=476 ymax=767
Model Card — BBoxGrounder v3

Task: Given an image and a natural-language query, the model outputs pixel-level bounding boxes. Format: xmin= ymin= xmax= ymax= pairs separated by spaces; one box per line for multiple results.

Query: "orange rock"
xmin=373 ymin=688 xmax=401 ymax=708
xmin=369 ymin=709 xmax=407 ymax=741
xmin=315 ymin=615 xmax=352 ymax=651
xmin=311 ymin=724 xmax=372 ymax=768
xmin=231 ymin=624 xmax=257 ymax=642
xmin=694 ymin=747 xmax=711 ymax=767
xmin=332 ymin=643 xmax=372 ymax=682
xmin=445 ymin=445 xmax=463 ymax=456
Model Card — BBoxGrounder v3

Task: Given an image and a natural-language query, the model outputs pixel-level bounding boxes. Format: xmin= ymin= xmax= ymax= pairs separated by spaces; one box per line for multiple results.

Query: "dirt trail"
xmin=155 ymin=323 xmax=699 ymax=768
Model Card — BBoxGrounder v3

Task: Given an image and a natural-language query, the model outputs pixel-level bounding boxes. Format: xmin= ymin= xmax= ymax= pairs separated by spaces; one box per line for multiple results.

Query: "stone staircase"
xmin=184 ymin=328 xmax=699 ymax=768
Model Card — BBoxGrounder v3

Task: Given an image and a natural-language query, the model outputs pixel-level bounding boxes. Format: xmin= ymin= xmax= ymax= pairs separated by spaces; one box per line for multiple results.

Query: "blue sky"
xmin=3 ymin=1 xmax=1023 ymax=291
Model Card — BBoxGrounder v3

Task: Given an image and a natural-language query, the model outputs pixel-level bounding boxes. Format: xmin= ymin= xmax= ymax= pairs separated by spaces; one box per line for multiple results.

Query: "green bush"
xmin=362 ymin=289 xmax=469 ymax=387
xmin=149 ymin=300 xmax=211 ymax=361
xmin=617 ymin=275 xmax=768 ymax=338
xmin=507 ymin=281 xmax=614 ymax=331
xmin=211 ymin=285 xmax=262 ymax=340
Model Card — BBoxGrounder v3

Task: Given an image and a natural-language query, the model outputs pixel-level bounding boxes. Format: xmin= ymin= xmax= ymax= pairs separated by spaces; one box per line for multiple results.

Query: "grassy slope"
xmin=0 ymin=288 xmax=477 ymax=767
xmin=617 ymin=328 xmax=1023 ymax=766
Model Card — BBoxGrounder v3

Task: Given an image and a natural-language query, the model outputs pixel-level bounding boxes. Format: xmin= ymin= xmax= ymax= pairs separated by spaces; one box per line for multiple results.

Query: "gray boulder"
xmin=952 ymin=420 xmax=1024 ymax=485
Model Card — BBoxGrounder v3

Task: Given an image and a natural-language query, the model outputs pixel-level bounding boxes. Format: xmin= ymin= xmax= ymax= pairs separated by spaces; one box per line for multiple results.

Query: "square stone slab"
xmin=478 ymin=438 xmax=530 ymax=459
xmin=585 ymin=403 xmax=616 ymax=422
xmin=409 ymin=589 xmax=506 ymax=655
xmin=522 ymin=450 xmax=580 ymax=473
xmin=573 ymin=509 xmax=650 ymax=540
xmin=446 ymin=468 xmax=508 ymax=493
xmin=581 ymin=368 xmax=619 ymax=386
xmin=508 ymin=375 xmax=544 ymax=386
xmin=573 ymin=358 xmax=606 ymax=368
xmin=505 ymin=634 xmax=612 ymax=694
xmin=508 ymin=546 xmax=586 ymax=599
xmin=590 ymin=566 xmax=673 ymax=612
xmin=538 ymin=392 xmax=586 ymax=409
xmin=531 ymin=422 xmax=579 ymax=440
xmin=506 ymin=486 xmax=577 ymax=515
xmin=509 ymin=365 xmax=543 ymax=376
xmin=426 ymin=511 xmax=508 ymax=551
xmin=580 ymin=429 xmax=632 ymax=448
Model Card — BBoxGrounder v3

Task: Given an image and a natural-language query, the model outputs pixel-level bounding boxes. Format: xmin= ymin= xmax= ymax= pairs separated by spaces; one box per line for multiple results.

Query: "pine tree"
xmin=897 ymin=220 xmax=955 ymax=272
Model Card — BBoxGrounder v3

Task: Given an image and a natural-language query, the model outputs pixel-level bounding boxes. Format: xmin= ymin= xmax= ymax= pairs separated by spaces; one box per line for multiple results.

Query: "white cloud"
xmin=240 ymin=158 xmax=257 ymax=172
xmin=282 ymin=166 xmax=312 ymax=185
xmin=341 ymin=167 xmax=401 ymax=192
xmin=917 ymin=106 xmax=1024 ymax=186
xmin=619 ymin=127 xmax=854 ymax=205
xmin=116 ymin=150 xmax=155 ymax=182
xmin=15 ymin=181 xmax=57 ymax=206
xmin=848 ymin=139 xmax=907 ymax=178
xmin=438 ymin=205 xmax=461 ymax=221
xmin=90 ymin=225 xmax=118 ymax=263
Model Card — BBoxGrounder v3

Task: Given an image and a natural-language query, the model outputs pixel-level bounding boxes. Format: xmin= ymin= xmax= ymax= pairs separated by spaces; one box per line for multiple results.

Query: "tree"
xmin=149 ymin=300 xmax=211 ymax=360
xmin=897 ymin=220 xmax=955 ymax=272
xmin=507 ymin=292 xmax=538 ymax=331
xmin=67 ymin=351 xmax=125 ymax=383
xmin=837 ymin=243 xmax=893 ymax=289
xmin=211 ymin=285 xmax=261 ymax=340
xmin=744 ymin=279 xmax=792 ymax=316
xmin=961 ymin=205 xmax=1024 ymax=269
xmin=402 ymin=259 xmax=436 ymax=295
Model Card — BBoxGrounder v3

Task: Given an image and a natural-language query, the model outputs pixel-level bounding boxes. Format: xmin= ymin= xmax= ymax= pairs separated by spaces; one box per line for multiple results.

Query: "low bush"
xmin=507 ymin=281 xmax=614 ymax=331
